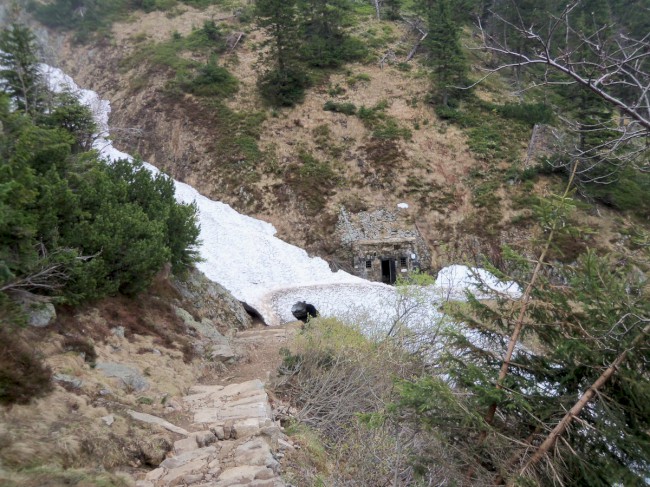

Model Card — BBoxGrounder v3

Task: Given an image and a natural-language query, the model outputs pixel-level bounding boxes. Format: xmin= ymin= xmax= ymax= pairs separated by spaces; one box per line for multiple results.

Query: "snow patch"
xmin=41 ymin=64 xmax=521 ymax=327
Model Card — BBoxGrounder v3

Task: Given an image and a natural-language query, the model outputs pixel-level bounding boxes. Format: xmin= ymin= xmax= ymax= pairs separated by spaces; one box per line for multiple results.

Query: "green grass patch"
xmin=122 ymin=22 xmax=238 ymax=100
xmin=436 ymin=97 xmax=533 ymax=162
xmin=286 ymin=150 xmax=340 ymax=214
xmin=372 ymin=118 xmax=412 ymax=140
xmin=323 ymin=100 xmax=357 ymax=115
xmin=211 ymin=101 xmax=266 ymax=168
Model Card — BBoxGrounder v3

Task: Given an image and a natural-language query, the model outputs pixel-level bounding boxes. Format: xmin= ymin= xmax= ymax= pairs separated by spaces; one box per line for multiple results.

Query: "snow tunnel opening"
xmin=241 ymin=302 xmax=266 ymax=325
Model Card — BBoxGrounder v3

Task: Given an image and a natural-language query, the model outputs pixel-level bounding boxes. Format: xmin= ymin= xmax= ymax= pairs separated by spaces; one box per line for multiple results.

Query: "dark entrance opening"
xmin=381 ymin=258 xmax=397 ymax=284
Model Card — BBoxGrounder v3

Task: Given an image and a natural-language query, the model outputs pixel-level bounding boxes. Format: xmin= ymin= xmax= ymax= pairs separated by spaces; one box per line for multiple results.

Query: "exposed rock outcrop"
xmin=173 ymin=268 xmax=251 ymax=331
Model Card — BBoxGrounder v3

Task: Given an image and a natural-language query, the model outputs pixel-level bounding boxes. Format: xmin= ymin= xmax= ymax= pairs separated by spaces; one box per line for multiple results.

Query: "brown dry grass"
xmin=55 ymin=5 xmax=636 ymax=275
xmin=0 ymin=274 xmax=215 ymax=480
xmin=111 ymin=4 xmax=234 ymax=44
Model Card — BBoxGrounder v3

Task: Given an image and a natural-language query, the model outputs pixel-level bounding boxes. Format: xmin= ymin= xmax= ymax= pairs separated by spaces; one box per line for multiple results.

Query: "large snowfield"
xmin=42 ymin=64 xmax=520 ymax=330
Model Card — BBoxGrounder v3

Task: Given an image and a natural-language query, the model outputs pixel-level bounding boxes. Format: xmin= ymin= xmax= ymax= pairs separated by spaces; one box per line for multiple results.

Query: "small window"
xmin=366 ymin=260 xmax=372 ymax=269
xmin=400 ymin=257 xmax=407 ymax=268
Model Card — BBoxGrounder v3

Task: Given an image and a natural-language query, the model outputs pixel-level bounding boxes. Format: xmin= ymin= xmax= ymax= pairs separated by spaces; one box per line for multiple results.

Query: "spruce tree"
xmin=393 ymin=194 xmax=650 ymax=485
xmin=255 ymin=0 xmax=310 ymax=106
xmin=423 ymin=0 xmax=466 ymax=107
xmin=298 ymin=0 xmax=365 ymax=68
xmin=0 ymin=23 xmax=44 ymax=116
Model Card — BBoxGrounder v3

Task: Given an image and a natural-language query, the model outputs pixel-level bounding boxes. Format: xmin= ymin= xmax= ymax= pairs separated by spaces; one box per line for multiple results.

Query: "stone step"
xmin=193 ymin=401 xmax=272 ymax=424
xmin=137 ymin=378 xmax=285 ymax=487
xmin=187 ymin=389 xmax=268 ymax=411
xmin=127 ymin=410 xmax=189 ymax=436
xmin=235 ymin=330 xmax=288 ymax=338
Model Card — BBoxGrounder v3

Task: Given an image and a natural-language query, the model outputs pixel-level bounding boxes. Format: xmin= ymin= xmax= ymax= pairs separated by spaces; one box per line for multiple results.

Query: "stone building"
xmin=337 ymin=207 xmax=430 ymax=284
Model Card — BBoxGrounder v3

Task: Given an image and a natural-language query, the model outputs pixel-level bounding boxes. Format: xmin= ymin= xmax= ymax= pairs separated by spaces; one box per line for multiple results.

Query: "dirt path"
xmin=222 ymin=323 xmax=301 ymax=385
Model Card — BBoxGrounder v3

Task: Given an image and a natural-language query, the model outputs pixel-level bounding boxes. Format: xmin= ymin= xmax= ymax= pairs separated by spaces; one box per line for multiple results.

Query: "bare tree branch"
xmin=470 ymin=0 xmax=650 ymax=170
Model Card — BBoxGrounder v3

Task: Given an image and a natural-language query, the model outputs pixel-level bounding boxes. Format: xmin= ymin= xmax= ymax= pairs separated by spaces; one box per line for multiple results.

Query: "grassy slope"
xmin=52 ymin=0 xmax=649 ymax=274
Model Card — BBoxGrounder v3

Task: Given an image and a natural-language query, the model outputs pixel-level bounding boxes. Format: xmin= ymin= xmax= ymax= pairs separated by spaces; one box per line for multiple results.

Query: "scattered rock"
xmin=101 ymin=414 xmax=115 ymax=426
xmin=127 ymin=410 xmax=189 ymax=436
xmin=53 ymin=373 xmax=83 ymax=389
xmin=165 ymin=398 xmax=183 ymax=412
xmin=209 ymin=343 xmax=236 ymax=363
xmin=234 ymin=437 xmax=277 ymax=470
xmin=160 ymin=446 xmax=216 ymax=470
xmin=174 ymin=436 xmax=199 ymax=455
xmin=193 ymin=430 xmax=217 ymax=447
xmin=16 ymin=294 xmax=56 ymax=327
xmin=96 ymin=362 xmax=149 ymax=392
xmin=232 ymin=418 xmax=262 ymax=440
xmin=161 ymin=457 xmax=208 ymax=485
xmin=212 ymin=425 xmax=225 ymax=440
xmin=111 ymin=326 xmax=126 ymax=338
xmin=216 ymin=465 xmax=269 ymax=485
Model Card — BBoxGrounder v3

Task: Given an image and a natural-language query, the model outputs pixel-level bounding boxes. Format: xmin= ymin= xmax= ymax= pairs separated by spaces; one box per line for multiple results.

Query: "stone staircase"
xmin=135 ymin=379 xmax=291 ymax=487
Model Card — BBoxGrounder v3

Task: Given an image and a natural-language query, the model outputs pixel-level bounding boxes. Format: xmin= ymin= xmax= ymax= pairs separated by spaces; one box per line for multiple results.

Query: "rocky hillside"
xmin=0 ymin=267 xmax=285 ymax=485
xmin=45 ymin=3 xmax=552 ymax=271
xmin=47 ymin=1 xmax=647 ymax=277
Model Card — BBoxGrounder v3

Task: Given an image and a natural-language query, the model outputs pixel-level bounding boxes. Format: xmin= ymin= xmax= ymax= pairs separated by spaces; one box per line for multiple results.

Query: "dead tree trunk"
xmin=403 ymin=18 xmax=428 ymax=63
xmin=405 ymin=32 xmax=427 ymax=62
xmin=509 ymin=323 xmax=650 ymax=485
xmin=373 ymin=0 xmax=381 ymax=20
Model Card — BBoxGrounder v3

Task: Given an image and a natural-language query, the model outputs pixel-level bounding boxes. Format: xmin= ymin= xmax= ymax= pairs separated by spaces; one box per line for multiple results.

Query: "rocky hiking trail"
xmin=132 ymin=325 xmax=300 ymax=487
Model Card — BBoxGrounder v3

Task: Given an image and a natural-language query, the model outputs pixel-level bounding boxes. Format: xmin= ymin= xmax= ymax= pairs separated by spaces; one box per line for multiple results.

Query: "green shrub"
xmin=286 ymin=151 xmax=339 ymax=213
xmin=372 ymin=119 xmax=412 ymax=140
xmin=323 ymin=100 xmax=357 ymax=115
xmin=496 ymin=102 xmax=554 ymax=126
xmin=0 ymin=324 xmax=52 ymax=405
xmin=586 ymin=169 xmax=650 ymax=218
xmin=258 ymin=67 xmax=311 ymax=107
xmin=0 ymin=91 xmax=200 ymax=303
xmin=180 ymin=58 xmax=238 ymax=98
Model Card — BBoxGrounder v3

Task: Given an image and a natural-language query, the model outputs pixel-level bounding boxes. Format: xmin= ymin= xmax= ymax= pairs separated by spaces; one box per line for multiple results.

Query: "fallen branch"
xmin=509 ymin=321 xmax=650 ymax=485
xmin=379 ymin=50 xmax=396 ymax=68
xmin=228 ymin=32 xmax=244 ymax=52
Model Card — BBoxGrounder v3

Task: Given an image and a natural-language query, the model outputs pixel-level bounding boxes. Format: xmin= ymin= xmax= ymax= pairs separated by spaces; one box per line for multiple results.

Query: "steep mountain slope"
xmin=50 ymin=4 xmax=538 ymax=271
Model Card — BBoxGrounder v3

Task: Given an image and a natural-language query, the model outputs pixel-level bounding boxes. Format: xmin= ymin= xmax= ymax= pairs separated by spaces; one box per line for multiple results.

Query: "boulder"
xmin=101 ymin=414 xmax=115 ymax=426
xmin=127 ymin=410 xmax=189 ymax=436
xmin=96 ymin=362 xmax=149 ymax=392
xmin=53 ymin=373 xmax=83 ymax=389
xmin=172 ymin=268 xmax=251 ymax=330
xmin=17 ymin=294 xmax=56 ymax=327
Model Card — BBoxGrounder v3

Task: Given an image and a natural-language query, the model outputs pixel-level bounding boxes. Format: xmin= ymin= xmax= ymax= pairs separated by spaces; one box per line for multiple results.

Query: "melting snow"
xmin=41 ymin=64 xmax=521 ymax=327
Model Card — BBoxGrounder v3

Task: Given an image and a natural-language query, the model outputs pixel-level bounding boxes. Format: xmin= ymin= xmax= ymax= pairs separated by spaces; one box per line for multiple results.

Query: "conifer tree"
xmin=255 ymin=0 xmax=310 ymax=106
xmin=0 ymin=23 xmax=44 ymax=116
xmin=394 ymin=193 xmax=650 ymax=485
xmin=298 ymin=0 xmax=364 ymax=68
xmin=423 ymin=0 xmax=466 ymax=107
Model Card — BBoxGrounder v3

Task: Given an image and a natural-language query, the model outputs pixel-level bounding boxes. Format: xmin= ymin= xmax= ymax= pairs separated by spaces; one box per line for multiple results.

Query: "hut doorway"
xmin=381 ymin=258 xmax=396 ymax=284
